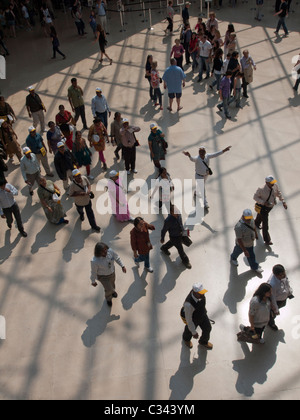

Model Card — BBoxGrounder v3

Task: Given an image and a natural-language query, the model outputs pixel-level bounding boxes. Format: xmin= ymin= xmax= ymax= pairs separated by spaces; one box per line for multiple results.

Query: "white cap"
xmin=7 ymin=115 xmax=13 ymax=122
xmin=95 ymin=87 xmax=102 ymax=92
xmin=23 ymin=147 xmax=31 ymax=154
xmin=265 ymin=175 xmax=277 ymax=184
xmin=72 ymin=169 xmax=81 ymax=177
xmin=242 ymin=209 xmax=253 ymax=220
xmin=28 ymin=125 xmax=36 ymax=133
xmin=28 ymin=86 xmax=34 ymax=91
xmin=122 ymin=118 xmax=129 ymax=124
xmin=109 ymin=170 xmax=118 ymax=178
xmin=150 ymin=123 xmax=158 ymax=130
xmin=93 ymin=134 xmax=100 ymax=143
xmin=57 ymin=141 xmax=65 ymax=148
xmin=192 ymin=283 xmax=208 ymax=294
xmin=0 ymin=119 xmax=5 ymax=127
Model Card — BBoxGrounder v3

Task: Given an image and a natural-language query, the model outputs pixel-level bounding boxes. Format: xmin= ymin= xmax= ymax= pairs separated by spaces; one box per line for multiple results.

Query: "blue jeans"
xmin=135 ymin=253 xmax=150 ymax=268
xmin=228 ymin=88 xmax=241 ymax=106
xmin=230 ymin=244 xmax=259 ymax=271
xmin=219 ymin=96 xmax=230 ymax=117
xmin=276 ymin=17 xmax=288 ymax=35
xmin=211 ymin=73 xmax=222 ymax=90
xmin=198 ymin=56 xmax=210 ymax=80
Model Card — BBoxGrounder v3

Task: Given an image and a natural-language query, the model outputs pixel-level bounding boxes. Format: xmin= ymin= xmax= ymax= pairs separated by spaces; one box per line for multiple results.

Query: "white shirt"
xmin=90 ymin=248 xmax=124 ymax=284
xmin=268 ymin=273 xmax=292 ymax=312
xmin=199 ymin=40 xmax=212 ymax=58
xmin=91 ymin=94 xmax=110 ymax=117
xmin=20 ymin=153 xmax=40 ymax=181
xmin=183 ymin=294 xmax=202 ymax=336
xmin=0 ymin=183 xmax=18 ymax=215
xmin=189 ymin=151 xmax=223 ymax=177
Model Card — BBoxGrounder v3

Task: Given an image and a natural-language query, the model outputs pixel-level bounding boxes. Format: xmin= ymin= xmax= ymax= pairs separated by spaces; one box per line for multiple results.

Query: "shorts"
xmin=168 ymin=92 xmax=182 ymax=99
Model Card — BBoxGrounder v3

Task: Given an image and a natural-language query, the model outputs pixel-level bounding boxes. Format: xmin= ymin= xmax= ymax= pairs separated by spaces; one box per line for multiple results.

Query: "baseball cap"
xmin=109 ymin=170 xmax=118 ymax=178
xmin=122 ymin=118 xmax=129 ymax=124
xmin=28 ymin=126 xmax=36 ymax=133
xmin=57 ymin=141 xmax=65 ymax=148
xmin=28 ymin=86 xmax=35 ymax=91
xmin=265 ymin=175 xmax=277 ymax=184
xmin=23 ymin=147 xmax=31 ymax=154
xmin=243 ymin=209 xmax=253 ymax=220
xmin=150 ymin=123 xmax=158 ymax=130
xmin=95 ymin=87 xmax=102 ymax=92
xmin=192 ymin=283 xmax=208 ymax=294
xmin=72 ymin=169 xmax=81 ymax=177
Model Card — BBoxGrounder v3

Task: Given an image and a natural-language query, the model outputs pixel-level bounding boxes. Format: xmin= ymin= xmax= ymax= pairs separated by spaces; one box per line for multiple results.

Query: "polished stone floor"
xmin=0 ymin=1 xmax=300 ymax=400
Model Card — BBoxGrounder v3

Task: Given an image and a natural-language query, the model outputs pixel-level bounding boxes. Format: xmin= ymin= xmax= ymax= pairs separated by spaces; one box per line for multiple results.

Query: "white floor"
xmin=0 ymin=1 xmax=300 ymax=400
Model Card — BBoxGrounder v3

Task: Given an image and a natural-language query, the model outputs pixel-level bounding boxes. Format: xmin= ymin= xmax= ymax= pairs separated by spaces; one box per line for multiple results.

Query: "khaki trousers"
xmin=97 ymin=272 xmax=116 ymax=302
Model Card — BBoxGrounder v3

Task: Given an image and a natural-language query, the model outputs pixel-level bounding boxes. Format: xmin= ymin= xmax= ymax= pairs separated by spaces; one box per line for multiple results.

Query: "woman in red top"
xmin=130 ymin=217 xmax=155 ymax=273
xmin=189 ymin=32 xmax=199 ymax=72
xmin=55 ymin=105 xmax=74 ymax=126
xmin=170 ymin=39 xmax=185 ymax=69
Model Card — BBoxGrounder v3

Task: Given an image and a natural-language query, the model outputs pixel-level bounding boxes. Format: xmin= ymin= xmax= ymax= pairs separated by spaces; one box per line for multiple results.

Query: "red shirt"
xmin=55 ymin=110 xmax=72 ymax=126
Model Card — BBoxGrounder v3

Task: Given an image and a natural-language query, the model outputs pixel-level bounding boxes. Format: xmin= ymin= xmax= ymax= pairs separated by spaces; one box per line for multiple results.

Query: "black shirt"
xmin=279 ymin=1 xmax=288 ymax=17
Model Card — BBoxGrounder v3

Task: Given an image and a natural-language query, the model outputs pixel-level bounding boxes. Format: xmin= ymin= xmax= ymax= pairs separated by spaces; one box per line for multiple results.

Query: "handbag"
xmin=255 ymin=203 xmax=262 ymax=214
xmin=237 ymin=327 xmax=260 ymax=344
xmin=202 ymin=159 xmax=213 ymax=175
xmin=182 ymin=229 xmax=192 ymax=247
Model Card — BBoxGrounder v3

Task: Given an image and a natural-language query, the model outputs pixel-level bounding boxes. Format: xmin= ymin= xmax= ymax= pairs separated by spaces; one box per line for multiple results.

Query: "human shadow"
xmin=155 ymin=255 xmax=185 ymax=303
xmin=232 ymin=329 xmax=285 ymax=397
xmin=121 ymin=267 xmax=148 ymax=310
xmin=62 ymin=218 xmax=92 ymax=262
xmin=31 ymin=221 xmax=67 ymax=254
xmin=169 ymin=344 xmax=208 ymax=400
xmin=223 ymin=265 xmax=258 ymax=314
xmin=0 ymin=229 xmax=21 ymax=265
xmin=81 ymin=301 xmax=120 ymax=348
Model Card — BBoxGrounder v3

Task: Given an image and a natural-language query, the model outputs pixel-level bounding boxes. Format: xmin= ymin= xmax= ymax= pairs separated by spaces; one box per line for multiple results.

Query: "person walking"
xmin=267 ymin=264 xmax=293 ymax=331
xmin=230 ymin=209 xmax=263 ymax=275
xmin=239 ymin=283 xmax=272 ymax=344
xmin=26 ymin=86 xmax=47 ymax=134
xmin=253 ymin=175 xmax=287 ymax=245
xmin=50 ymin=26 xmax=66 ymax=60
xmin=148 ymin=123 xmax=167 ymax=170
xmin=37 ymin=176 xmax=69 ymax=225
xmin=54 ymin=141 xmax=76 ymax=192
xmin=0 ymin=119 xmax=22 ymax=162
xmin=182 ymin=145 xmax=231 ymax=209
xmin=240 ymin=50 xmax=256 ymax=98
xmin=170 ymin=39 xmax=185 ymax=70
xmin=72 ymin=131 xmax=93 ymax=179
xmin=181 ymin=283 xmax=213 ymax=350
xmin=26 ymin=126 xmax=54 ymax=177
xmin=20 ymin=147 xmax=41 ymax=196
xmin=46 ymin=121 xmax=63 ymax=155
xmin=274 ymin=0 xmax=289 ymax=37
xmin=110 ymin=112 xmax=123 ymax=159
xmin=95 ymin=24 xmax=112 ymax=65
xmin=107 ymin=170 xmax=132 ymax=222
xmin=217 ymin=70 xmax=233 ymax=119
xmin=90 ymin=242 xmax=126 ymax=306
xmin=88 ymin=117 xmax=108 ymax=171
xmin=69 ymin=169 xmax=101 ymax=232
xmin=197 ymin=34 xmax=213 ymax=82
xmin=91 ymin=87 xmax=111 ymax=129
xmin=0 ymin=179 xmax=27 ymax=237
xmin=130 ymin=217 xmax=155 ymax=273
xmin=67 ymin=78 xmax=88 ymax=130
xmin=160 ymin=204 xmax=192 ymax=269
xmin=162 ymin=58 xmax=186 ymax=112
xmin=151 ymin=61 xmax=163 ymax=110
xmin=165 ymin=1 xmax=174 ymax=35
xmin=120 ymin=118 xmax=140 ymax=175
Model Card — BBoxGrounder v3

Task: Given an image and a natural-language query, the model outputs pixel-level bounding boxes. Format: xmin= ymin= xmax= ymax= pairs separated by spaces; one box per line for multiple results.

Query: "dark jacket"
xmin=161 ymin=213 xmax=184 ymax=241
xmin=54 ymin=149 xmax=75 ymax=180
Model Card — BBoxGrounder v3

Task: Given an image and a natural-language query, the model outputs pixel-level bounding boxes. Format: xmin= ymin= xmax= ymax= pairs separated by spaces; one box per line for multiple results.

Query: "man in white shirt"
xmin=0 ymin=179 xmax=27 ymax=236
xmin=90 ymin=242 xmax=127 ymax=306
xmin=197 ymin=35 xmax=212 ymax=82
xmin=268 ymin=264 xmax=293 ymax=330
xmin=182 ymin=145 xmax=231 ymax=208
xmin=20 ymin=147 xmax=41 ymax=196
xmin=91 ymin=87 xmax=111 ymax=129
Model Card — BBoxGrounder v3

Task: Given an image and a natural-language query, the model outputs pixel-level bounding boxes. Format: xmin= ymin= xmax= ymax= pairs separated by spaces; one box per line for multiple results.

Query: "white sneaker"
xmin=127 ymin=170 xmax=131 ymax=175
xmin=134 ymin=258 xmax=140 ymax=268
xmin=230 ymin=259 xmax=239 ymax=266
xmin=145 ymin=266 xmax=154 ymax=273
xmin=132 ymin=169 xmax=138 ymax=174
xmin=255 ymin=267 xmax=264 ymax=274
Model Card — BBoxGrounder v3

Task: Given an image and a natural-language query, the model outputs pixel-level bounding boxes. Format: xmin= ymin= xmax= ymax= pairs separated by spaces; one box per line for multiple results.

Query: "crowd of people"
xmin=0 ymin=1 xmax=296 ymax=354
